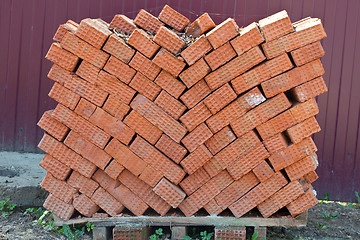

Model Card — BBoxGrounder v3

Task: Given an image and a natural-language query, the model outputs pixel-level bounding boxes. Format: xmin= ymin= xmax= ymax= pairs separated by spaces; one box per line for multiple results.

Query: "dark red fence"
xmin=0 ymin=0 xmax=359 ymax=202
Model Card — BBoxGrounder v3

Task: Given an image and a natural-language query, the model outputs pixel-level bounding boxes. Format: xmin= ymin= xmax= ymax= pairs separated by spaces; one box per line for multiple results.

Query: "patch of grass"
xmin=0 ymin=198 xmax=17 ymax=217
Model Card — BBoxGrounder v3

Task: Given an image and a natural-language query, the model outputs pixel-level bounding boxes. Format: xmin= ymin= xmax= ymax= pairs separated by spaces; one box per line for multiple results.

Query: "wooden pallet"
xmin=54 ymin=211 xmax=307 ymax=240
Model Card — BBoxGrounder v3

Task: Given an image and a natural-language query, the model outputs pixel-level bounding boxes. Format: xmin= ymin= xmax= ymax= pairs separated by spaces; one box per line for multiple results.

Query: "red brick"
xmin=118 ymin=170 xmax=171 ymax=216
xmin=131 ymin=94 xmax=188 ymax=143
xmin=103 ymin=34 xmax=135 ymax=63
xmin=179 ymin=170 xmax=233 ymax=216
xmin=205 ymin=126 xmax=236 ymax=155
xmin=291 ymin=76 xmax=328 ymax=102
xmin=153 ymin=48 xmax=186 ymax=77
xmin=64 ymin=75 xmax=108 ymax=106
xmin=205 ymin=46 xmax=265 ymax=90
xmin=179 ymin=58 xmax=211 ymax=88
xmin=153 ymin=26 xmax=186 ymax=55
xmin=95 ymin=71 xmax=136 ymax=105
xmin=45 ymin=43 xmax=80 ymax=71
xmin=180 ymin=144 xmax=213 ymax=174
xmin=37 ymin=110 xmax=69 ymax=141
xmin=180 ymin=80 xmax=211 ymax=109
xmin=285 ymin=153 xmax=318 ymax=181
xmin=75 ymin=61 xmax=100 ymax=85
xmin=204 ymin=42 xmax=237 ymax=71
xmin=103 ymin=56 xmax=136 ymax=84
xmin=154 ymin=70 xmax=186 ymax=99
xmin=206 ymin=18 xmax=239 ymax=49
xmin=203 ymin=131 xmax=261 ymax=177
xmin=67 ymin=171 xmax=99 ymax=197
xmin=181 ymin=123 xmax=213 ymax=152
xmin=105 ymin=138 xmax=147 ymax=176
xmin=230 ymin=93 xmax=291 ymax=137
xmin=204 ymin=83 xmax=237 ymax=114
xmin=109 ymin=14 xmax=137 ymax=34
xmin=186 ymin=13 xmax=215 ymax=37
xmin=154 ymin=178 xmax=186 ymax=208
xmin=262 ymin=18 xmax=326 ymax=59
xmin=38 ymin=134 xmax=97 ymax=178
xmin=52 ymin=104 xmax=111 ymax=148
xmin=231 ymin=53 xmax=293 ymax=95
xmin=111 ymin=184 xmax=149 ymax=216
xmin=229 ymin=172 xmax=287 ymax=217
xmin=252 ymin=161 xmax=274 ymax=182
xmin=214 ymin=227 xmax=246 ymax=240
xmin=230 ymin=22 xmax=264 ymax=55
xmin=64 ymin=131 xmax=112 ymax=170
xmin=104 ymin=160 xmax=125 ymax=180
xmin=41 ymin=173 xmax=77 ymax=204
xmin=129 ymin=52 xmax=161 ymax=80
xmin=291 ymin=41 xmax=325 ymax=66
xmin=256 ymin=110 xmax=297 ymax=140
xmin=206 ymin=87 xmax=265 ymax=133
xmin=73 ymin=194 xmax=100 ymax=217
xmin=268 ymin=137 xmax=317 ymax=171
xmin=75 ymin=18 xmax=112 ymax=49
xmin=102 ymin=96 xmax=130 ymax=120
xmin=262 ymin=59 xmax=325 ymax=98
xmin=113 ymin=226 xmax=148 ymax=240
xmin=155 ymin=134 xmax=187 ymax=164
xmin=181 ymin=35 xmax=213 ymax=65
xmin=47 ymin=64 xmax=73 ymax=85
xmin=290 ymin=98 xmax=319 ymax=123
xmin=53 ymin=22 xmax=78 ymax=42
xmin=43 ymin=194 xmax=75 ymax=220
xmin=227 ymin=144 xmax=270 ymax=180
xmin=180 ymin=102 xmax=212 ymax=132
xmin=129 ymin=72 xmax=161 ymax=101
xmin=287 ymin=117 xmax=321 ymax=144
xmin=130 ymin=136 xmax=185 ymax=184
xmin=154 ymin=90 xmax=186 ymax=120
xmin=92 ymin=169 xmax=118 ymax=192
xmin=263 ymin=133 xmax=288 ymax=154
xmin=74 ymin=98 xmax=96 ymax=119
xmin=127 ymin=29 xmax=159 ymax=59
xmin=257 ymin=181 xmax=304 ymax=218
xmin=204 ymin=199 xmax=223 ymax=215
xmin=134 ymin=9 xmax=164 ymax=34
xmin=287 ymin=189 xmax=318 ymax=217
xmin=91 ymin=187 xmax=124 ymax=217
xmin=139 ymin=164 xmax=163 ymax=187
xmin=39 ymin=154 xmax=71 ymax=181
xmin=258 ymin=10 xmax=293 ymax=42
xmin=215 ymin=171 xmax=259 ymax=209
xmin=303 ymin=171 xmax=319 ymax=184
xmin=179 ymin=167 xmax=210 ymax=195
xmin=158 ymin=5 xmax=190 ymax=32
xmin=61 ymin=32 xmax=109 ymax=68
xmin=123 ymin=110 xmax=162 ymax=145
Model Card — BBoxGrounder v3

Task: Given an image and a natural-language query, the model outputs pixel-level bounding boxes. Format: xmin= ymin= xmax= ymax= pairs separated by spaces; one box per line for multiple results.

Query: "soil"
xmin=0 ymin=202 xmax=359 ymax=240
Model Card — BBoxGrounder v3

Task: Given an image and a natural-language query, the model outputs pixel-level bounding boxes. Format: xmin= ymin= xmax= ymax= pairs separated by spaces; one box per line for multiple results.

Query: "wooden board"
xmin=54 ymin=211 xmax=307 ymax=228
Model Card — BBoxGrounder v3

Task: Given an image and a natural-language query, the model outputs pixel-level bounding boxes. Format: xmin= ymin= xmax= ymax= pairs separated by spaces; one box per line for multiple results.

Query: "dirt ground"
xmin=0 ymin=201 xmax=359 ymax=240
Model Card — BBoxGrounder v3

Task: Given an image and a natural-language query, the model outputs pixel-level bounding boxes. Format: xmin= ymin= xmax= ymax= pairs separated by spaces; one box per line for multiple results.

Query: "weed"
xmin=182 ymin=230 xmax=215 ymax=240
xmin=0 ymin=198 xmax=17 ymax=217
xmin=199 ymin=230 xmax=214 ymax=240
xmin=149 ymin=227 xmax=164 ymax=240
xmin=319 ymin=193 xmax=329 ymax=204
xmin=355 ymin=191 xmax=360 ymax=204
xmin=317 ymin=223 xmax=327 ymax=231
xmin=251 ymin=231 xmax=265 ymax=240
xmin=321 ymin=211 xmax=338 ymax=220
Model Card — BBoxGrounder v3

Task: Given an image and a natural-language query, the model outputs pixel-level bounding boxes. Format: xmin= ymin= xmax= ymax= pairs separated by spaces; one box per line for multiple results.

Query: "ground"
xmin=0 ymin=201 xmax=359 ymax=240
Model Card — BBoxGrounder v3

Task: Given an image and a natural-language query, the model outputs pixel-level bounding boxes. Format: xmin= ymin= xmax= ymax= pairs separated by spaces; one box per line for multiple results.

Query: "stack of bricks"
xmin=39 ymin=5 xmax=327 ymax=221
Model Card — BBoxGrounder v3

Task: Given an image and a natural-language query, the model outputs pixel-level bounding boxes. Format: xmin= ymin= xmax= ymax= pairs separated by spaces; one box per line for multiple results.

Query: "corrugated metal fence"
xmin=0 ymin=0 xmax=359 ymax=202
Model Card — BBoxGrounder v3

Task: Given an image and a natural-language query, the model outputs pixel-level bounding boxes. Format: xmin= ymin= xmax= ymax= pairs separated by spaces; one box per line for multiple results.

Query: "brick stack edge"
xmin=39 ymin=6 xmax=327 ymax=221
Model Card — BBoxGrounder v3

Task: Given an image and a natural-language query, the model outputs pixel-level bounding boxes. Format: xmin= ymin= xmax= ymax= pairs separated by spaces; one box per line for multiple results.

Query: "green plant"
xmin=149 ymin=228 xmax=164 ymax=240
xmin=355 ymin=191 xmax=360 ymax=204
xmin=199 ymin=230 xmax=213 ymax=240
xmin=58 ymin=222 xmax=93 ymax=240
xmin=321 ymin=211 xmax=338 ymax=220
xmin=86 ymin=222 xmax=95 ymax=232
xmin=317 ymin=222 xmax=327 ymax=231
xmin=251 ymin=231 xmax=265 ymax=240
xmin=0 ymin=198 xmax=17 ymax=217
